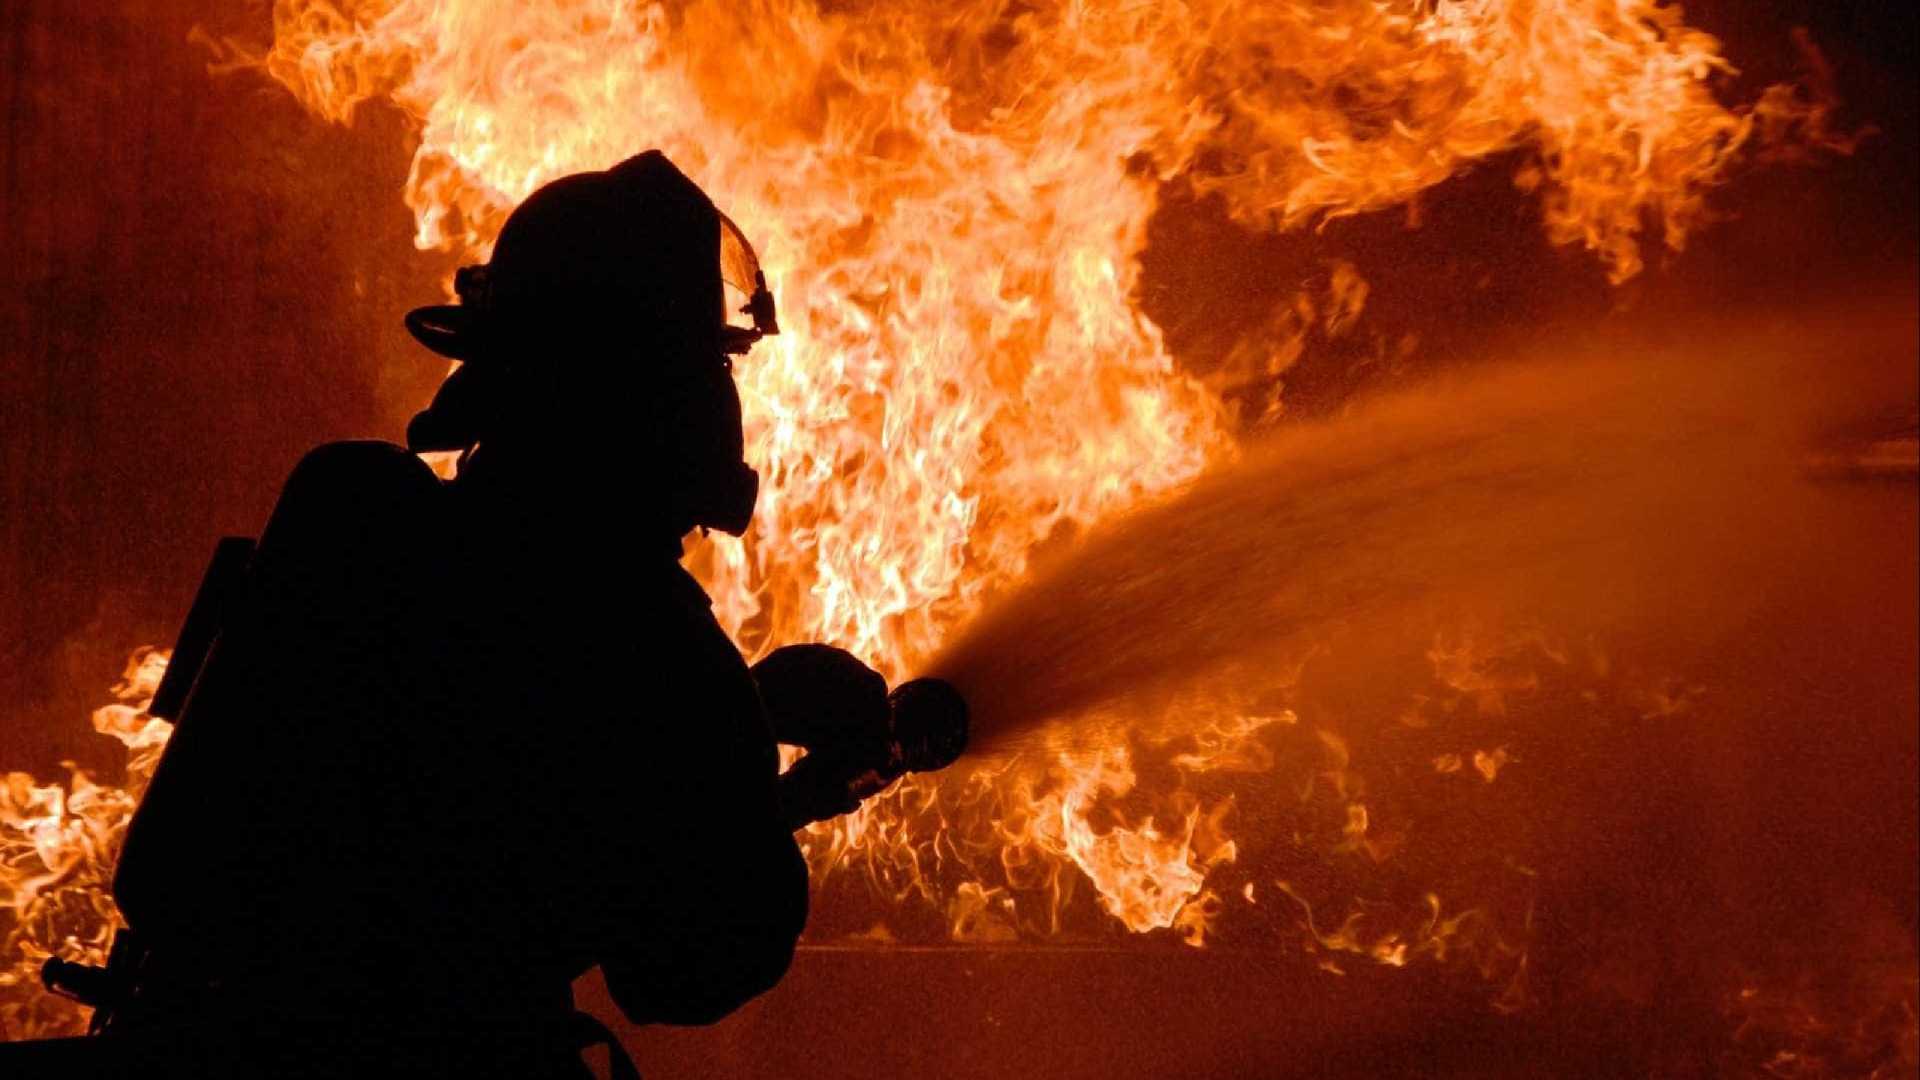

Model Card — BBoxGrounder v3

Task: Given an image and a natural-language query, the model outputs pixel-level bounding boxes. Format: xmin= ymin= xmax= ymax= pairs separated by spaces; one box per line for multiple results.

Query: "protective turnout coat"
xmin=110 ymin=440 xmax=807 ymax=1075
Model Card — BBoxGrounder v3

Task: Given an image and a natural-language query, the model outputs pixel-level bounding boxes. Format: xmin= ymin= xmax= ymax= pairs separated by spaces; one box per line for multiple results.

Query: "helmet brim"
xmin=405 ymin=305 xmax=483 ymax=361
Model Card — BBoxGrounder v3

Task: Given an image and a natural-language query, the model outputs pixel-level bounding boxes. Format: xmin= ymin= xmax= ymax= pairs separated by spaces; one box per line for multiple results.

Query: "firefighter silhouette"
xmin=79 ymin=150 xmax=957 ymax=1077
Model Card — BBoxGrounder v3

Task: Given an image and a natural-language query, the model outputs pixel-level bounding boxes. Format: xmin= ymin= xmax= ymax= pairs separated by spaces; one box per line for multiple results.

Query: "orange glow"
xmin=0 ymin=0 xmax=1878 ymax=1046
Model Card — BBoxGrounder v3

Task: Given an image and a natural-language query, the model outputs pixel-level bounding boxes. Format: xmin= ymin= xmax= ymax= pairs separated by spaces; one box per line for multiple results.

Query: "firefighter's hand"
xmin=775 ymin=750 xmax=869 ymax=830
xmin=750 ymin=643 xmax=890 ymax=756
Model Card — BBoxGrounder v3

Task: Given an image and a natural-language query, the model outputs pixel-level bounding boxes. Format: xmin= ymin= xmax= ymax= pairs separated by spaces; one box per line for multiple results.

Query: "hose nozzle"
xmin=888 ymin=677 xmax=968 ymax=773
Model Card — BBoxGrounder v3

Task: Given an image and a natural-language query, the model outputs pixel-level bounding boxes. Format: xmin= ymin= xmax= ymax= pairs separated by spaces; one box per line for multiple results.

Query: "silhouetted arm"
xmin=596 ymin=585 xmax=810 ymax=1026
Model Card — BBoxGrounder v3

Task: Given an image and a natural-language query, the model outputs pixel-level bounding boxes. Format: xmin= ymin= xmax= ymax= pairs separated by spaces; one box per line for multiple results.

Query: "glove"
xmin=750 ymin=644 xmax=890 ymax=758
xmin=751 ymin=644 xmax=892 ymax=829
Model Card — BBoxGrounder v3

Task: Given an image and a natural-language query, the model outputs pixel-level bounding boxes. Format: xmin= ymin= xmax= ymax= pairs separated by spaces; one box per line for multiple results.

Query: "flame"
xmin=1 ymin=0 xmax=1865 ymax=1044
xmin=2 ymin=650 xmax=170 ymax=1040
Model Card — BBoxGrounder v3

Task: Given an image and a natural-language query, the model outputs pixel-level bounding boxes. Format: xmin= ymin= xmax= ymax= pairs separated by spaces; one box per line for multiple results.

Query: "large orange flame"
xmin=233 ymin=0 xmax=1821 ymax=938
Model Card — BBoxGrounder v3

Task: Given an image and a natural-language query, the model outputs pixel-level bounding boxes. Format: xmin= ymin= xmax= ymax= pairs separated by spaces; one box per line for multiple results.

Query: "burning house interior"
xmin=2 ymin=0 xmax=1916 ymax=1076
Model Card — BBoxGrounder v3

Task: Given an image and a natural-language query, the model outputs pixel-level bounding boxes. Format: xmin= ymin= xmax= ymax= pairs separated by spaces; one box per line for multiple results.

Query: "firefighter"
xmin=103 ymin=150 xmax=860 ymax=1076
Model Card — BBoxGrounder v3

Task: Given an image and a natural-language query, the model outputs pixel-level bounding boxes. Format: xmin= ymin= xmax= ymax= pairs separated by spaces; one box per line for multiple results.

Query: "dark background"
xmin=2 ymin=2 xmax=450 ymax=771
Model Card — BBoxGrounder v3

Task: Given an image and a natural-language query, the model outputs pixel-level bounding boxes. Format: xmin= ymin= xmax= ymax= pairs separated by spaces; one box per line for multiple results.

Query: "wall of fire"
xmin=3 ymin=2 xmax=1916 ymax=1077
